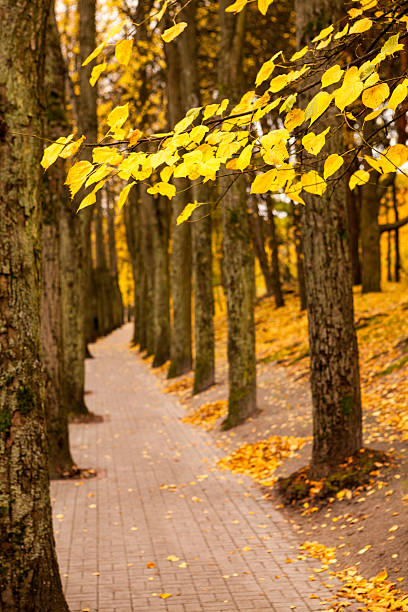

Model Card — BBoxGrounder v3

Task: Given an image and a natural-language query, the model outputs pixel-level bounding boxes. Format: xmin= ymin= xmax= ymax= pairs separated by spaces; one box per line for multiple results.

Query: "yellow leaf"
xmin=161 ymin=22 xmax=187 ymax=43
xmin=324 ymin=154 xmax=343 ymax=179
xmin=159 ymin=593 xmax=172 ymax=599
xmin=155 ymin=0 xmax=168 ymax=23
xmin=85 ymin=164 xmax=111 ymax=188
xmin=93 ymin=146 xmax=123 ymax=165
xmin=89 ymin=62 xmax=106 ymax=87
xmin=65 ymin=160 xmax=93 ymax=188
xmin=147 ymin=182 xmax=176 ymax=199
xmin=305 ymin=91 xmax=332 ymax=125
xmin=284 ymin=108 xmax=305 ymax=131
xmin=321 ymin=65 xmax=343 ymax=88
xmin=357 ymin=545 xmax=371 ymax=555
xmin=77 ymin=191 xmax=96 ymax=212
xmin=388 ymin=80 xmax=408 ymax=111
xmin=381 ymin=144 xmax=408 ymax=171
xmin=257 ymin=0 xmax=273 ymax=15
xmin=269 ymin=74 xmax=289 ymax=93
xmin=176 ymin=201 xmax=202 ymax=225
xmin=312 ymin=24 xmax=333 ymax=43
xmin=107 ymin=103 xmax=129 ymax=133
xmin=362 ymin=82 xmax=389 ymax=108
xmin=82 ymin=42 xmax=105 ymax=67
xmin=236 ymin=144 xmax=253 ymax=171
xmin=225 ymin=0 xmax=247 ymax=13
xmin=160 ymin=166 xmax=173 ymax=183
xmin=334 ymin=69 xmax=363 ymax=111
xmin=334 ymin=23 xmax=349 ymax=40
xmin=250 ymin=169 xmax=278 ymax=194
xmin=115 ymin=39 xmax=133 ymax=66
xmin=117 ymin=181 xmax=136 ymax=210
xmin=301 ymin=171 xmax=326 ymax=195
xmin=255 ymin=58 xmax=276 ymax=87
xmin=286 ymin=181 xmax=305 ymax=205
xmin=166 ymin=555 xmax=180 ymax=562
xmin=203 ymin=103 xmax=219 ymax=121
xmin=59 ymin=135 xmax=86 ymax=159
xmin=129 ymin=129 xmax=143 ymax=146
xmin=190 ymin=125 xmax=209 ymax=144
xmin=217 ymin=98 xmax=229 ymax=115
xmin=364 ymin=108 xmax=383 ymax=122
xmin=364 ymin=155 xmax=383 ymax=174
xmin=349 ymin=169 xmax=370 ymax=190
xmin=349 ymin=18 xmax=372 ymax=34
xmin=41 ymin=135 xmax=74 ymax=169
xmin=381 ymin=34 xmax=404 ymax=56
xmin=302 ymin=127 xmax=330 ymax=156
xmin=290 ymin=46 xmax=308 ymax=62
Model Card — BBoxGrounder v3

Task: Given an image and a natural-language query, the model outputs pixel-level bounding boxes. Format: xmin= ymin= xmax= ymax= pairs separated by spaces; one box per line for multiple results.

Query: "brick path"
xmin=51 ymin=325 xmax=347 ymax=612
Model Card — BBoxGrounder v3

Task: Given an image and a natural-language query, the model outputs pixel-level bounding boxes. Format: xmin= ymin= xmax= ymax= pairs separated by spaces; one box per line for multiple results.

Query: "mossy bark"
xmin=42 ymin=8 xmax=76 ymax=479
xmin=0 ymin=0 xmax=69 ymax=607
xmin=220 ymin=178 xmax=257 ymax=428
xmin=152 ymin=196 xmax=171 ymax=367
xmin=177 ymin=3 xmax=215 ymax=393
xmin=296 ymin=0 xmax=362 ymax=478
xmin=124 ymin=188 xmax=141 ymax=346
xmin=165 ymin=38 xmax=193 ymax=378
xmin=78 ymin=0 xmax=98 ymax=347
xmin=218 ymin=1 xmax=257 ymax=426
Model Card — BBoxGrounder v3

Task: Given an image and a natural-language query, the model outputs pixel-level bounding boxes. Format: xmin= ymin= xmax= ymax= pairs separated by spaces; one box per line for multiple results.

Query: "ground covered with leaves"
xmin=153 ymin=282 xmax=408 ymax=610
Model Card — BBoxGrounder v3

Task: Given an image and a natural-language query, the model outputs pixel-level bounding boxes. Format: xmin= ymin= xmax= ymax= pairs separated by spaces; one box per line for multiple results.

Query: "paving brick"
xmin=51 ymin=325 xmax=358 ymax=612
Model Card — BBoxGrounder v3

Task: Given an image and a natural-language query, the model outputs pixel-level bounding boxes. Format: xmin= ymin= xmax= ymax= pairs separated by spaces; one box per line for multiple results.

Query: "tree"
xmin=0 ymin=0 xmax=69 ymax=607
xmin=218 ymin=1 xmax=257 ymax=428
xmin=43 ymin=6 xmax=76 ymax=478
xmin=295 ymin=0 xmax=362 ymax=476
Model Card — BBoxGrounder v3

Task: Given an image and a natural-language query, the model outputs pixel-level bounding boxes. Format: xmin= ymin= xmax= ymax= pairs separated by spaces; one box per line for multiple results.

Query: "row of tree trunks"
xmin=0 ymin=0 xmax=69 ymax=607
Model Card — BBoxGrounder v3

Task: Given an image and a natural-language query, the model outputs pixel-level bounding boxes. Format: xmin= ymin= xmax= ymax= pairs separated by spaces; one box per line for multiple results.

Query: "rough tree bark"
xmin=124 ymin=187 xmax=142 ymax=346
xmin=107 ymin=193 xmax=124 ymax=329
xmin=219 ymin=1 xmax=257 ymax=427
xmin=177 ymin=1 xmax=215 ymax=393
xmin=0 ymin=0 xmax=69 ymax=607
xmin=78 ymin=0 xmax=98 ymax=345
xmin=165 ymin=38 xmax=193 ymax=378
xmin=266 ymin=199 xmax=284 ymax=308
xmin=296 ymin=0 xmax=363 ymax=477
xmin=152 ymin=196 xmax=171 ymax=367
xmin=42 ymin=8 xmax=76 ymax=478
xmin=292 ymin=203 xmax=307 ymax=310
xmin=250 ymin=201 xmax=275 ymax=296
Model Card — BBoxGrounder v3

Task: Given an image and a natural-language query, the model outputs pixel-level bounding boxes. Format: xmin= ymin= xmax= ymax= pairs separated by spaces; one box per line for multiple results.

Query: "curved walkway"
xmin=52 ymin=325 xmax=346 ymax=612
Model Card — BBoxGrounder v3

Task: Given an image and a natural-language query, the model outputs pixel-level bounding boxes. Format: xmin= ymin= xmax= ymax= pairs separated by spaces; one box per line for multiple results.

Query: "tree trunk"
xmin=177 ymin=4 xmax=215 ymax=392
xmin=392 ymin=180 xmax=401 ymax=282
xmin=361 ymin=181 xmax=381 ymax=293
xmin=140 ymin=187 xmax=156 ymax=356
xmin=152 ymin=196 xmax=171 ymax=367
xmin=78 ymin=0 xmax=98 ymax=346
xmin=266 ymin=200 xmax=285 ymax=308
xmin=292 ymin=203 xmax=307 ymax=310
xmin=124 ymin=188 xmax=141 ymax=346
xmin=218 ymin=1 xmax=257 ymax=427
xmin=165 ymin=39 xmax=193 ymax=378
xmin=347 ymin=186 xmax=362 ymax=285
xmin=250 ymin=202 xmax=275 ymax=296
xmin=0 ymin=0 xmax=69 ymax=607
xmin=296 ymin=0 xmax=362 ymax=477
xmin=107 ymin=194 xmax=123 ymax=328
xmin=42 ymin=9 xmax=76 ymax=478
